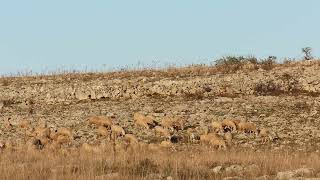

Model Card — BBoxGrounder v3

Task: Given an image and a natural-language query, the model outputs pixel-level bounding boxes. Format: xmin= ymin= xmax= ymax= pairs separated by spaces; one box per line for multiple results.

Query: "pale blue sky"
xmin=0 ymin=1 xmax=319 ymax=75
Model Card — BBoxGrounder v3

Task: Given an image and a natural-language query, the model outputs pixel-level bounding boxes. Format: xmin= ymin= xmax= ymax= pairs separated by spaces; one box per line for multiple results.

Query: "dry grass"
xmin=0 ymin=145 xmax=319 ymax=180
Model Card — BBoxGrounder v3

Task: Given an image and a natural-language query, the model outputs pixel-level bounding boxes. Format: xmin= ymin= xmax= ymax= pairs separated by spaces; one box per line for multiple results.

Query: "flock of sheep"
xmin=0 ymin=113 xmax=273 ymax=153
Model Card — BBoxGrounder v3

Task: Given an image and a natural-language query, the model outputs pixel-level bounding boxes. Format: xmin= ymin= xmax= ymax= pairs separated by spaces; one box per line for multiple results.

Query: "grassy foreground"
xmin=0 ymin=145 xmax=319 ymax=180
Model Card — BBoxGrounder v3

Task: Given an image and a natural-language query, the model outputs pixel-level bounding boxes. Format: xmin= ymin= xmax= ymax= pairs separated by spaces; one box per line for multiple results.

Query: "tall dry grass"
xmin=0 ymin=145 xmax=319 ymax=180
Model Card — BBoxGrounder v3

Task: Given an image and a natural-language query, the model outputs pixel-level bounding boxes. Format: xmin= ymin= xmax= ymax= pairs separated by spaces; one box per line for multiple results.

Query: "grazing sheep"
xmin=28 ymin=138 xmax=44 ymax=150
xmin=111 ymin=125 xmax=125 ymax=138
xmin=186 ymin=128 xmax=198 ymax=143
xmin=231 ymin=119 xmax=241 ymax=127
xmin=49 ymin=127 xmax=73 ymax=142
xmin=209 ymin=138 xmax=227 ymax=149
xmin=211 ymin=121 xmax=223 ymax=133
xmin=258 ymin=128 xmax=271 ymax=143
xmin=124 ymin=134 xmax=139 ymax=151
xmin=55 ymin=135 xmax=71 ymax=145
xmin=96 ymin=126 xmax=110 ymax=137
xmin=124 ymin=134 xmax=138 ymax=144
xmin=159 ymin=141 xmax=173 ymax=149
xmin=34 ymin=127 xmax=51 ymax=139
xmin=134 ymin=112 xmax=156 ymax=129
xmin=161 ymin=116 xmax=184 ymax=131
xmin=200 ymin=133 xmax=219 ymax=145
xmin=154 ymin=126 xmax=171 ymax=139
xmin=200 ymin=132 xmax=226 ymax=149
xmin=238 ymin=121 xmax=257 ymax=134
xmin=88 ymin=116 xmax=113 ymax=128
xmin=222 ymin=119 xmax=237 ymax=132
xmin=55 ymin=127 xmax=72 ymax=138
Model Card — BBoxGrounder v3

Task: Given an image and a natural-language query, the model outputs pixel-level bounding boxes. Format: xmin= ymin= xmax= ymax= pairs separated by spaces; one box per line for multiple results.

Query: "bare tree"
xmin=302 ymin=47 xmax=313 ymax=60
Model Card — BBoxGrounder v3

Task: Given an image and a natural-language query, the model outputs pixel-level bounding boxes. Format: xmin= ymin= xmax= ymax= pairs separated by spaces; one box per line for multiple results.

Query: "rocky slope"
xmin=1 ymin=60 xmax=320 ymax=152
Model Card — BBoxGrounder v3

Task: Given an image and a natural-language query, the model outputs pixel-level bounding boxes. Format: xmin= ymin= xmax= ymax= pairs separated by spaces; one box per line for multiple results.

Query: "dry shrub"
xmin=254 ymin=80 xmax=283 ymax=96
xmin=259 ymin=56 xmax=276 ymax=70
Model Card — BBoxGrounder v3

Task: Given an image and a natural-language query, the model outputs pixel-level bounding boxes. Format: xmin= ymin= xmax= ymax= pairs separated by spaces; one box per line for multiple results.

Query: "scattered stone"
xmin=225 ymin=165 xmax=244 ymax=175
xmin=211 ymin=166 xmax=224 ymax=174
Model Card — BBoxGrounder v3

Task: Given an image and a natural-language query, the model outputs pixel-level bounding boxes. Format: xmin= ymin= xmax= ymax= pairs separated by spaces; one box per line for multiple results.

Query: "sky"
xmin=0 ymin=1 xmax=320 ymax=75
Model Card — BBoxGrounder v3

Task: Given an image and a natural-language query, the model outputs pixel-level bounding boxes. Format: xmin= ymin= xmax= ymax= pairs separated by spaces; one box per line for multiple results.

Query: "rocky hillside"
xmin=1 ymin=60 xmax=320 ymax=151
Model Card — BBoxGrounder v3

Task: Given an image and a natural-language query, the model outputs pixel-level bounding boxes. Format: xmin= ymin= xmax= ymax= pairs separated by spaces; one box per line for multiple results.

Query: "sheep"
xmin=55 ymin=135 xmax=72 ymax=145
xmin=154 ymin=126 xmax=171 ymax=139
xmin=186 ymin=128 xmax=197 ymax=143
xmin=200 ymin=132 xmax=226 ymax=149
xmin=159 ymin=141 xmax=173 ymax=149
xmin=209 ymin=138 xmax=227 ymax=149
xmin=161 ymin=116 xmax=184 ymax=131
xmin=124 ymin=134 xmax=138 ymax=144
xmin=124 ymin=134 xmax=139 ymax=151
xmin=231 ymin=119 xmax=241 ymax=127
xmin=134 ymin=112 xmax=156 ymax=129
xmin=111 ymin=125 xmax=125 ymax=139
xmin=200 ymin=133 xmax=219 ymax=145
xmin=96 ymin=126 xmax=110 ymax=137
xmin=56 ymin=127 xmax=72 ymax=137
xmin=222 ymin=119 xmax=237 ymax=132
xmin=88 ymin=116 xmax=113 ymax=128
xmin=238 ymin=121 xmax=257 ymax=134
xmin=258 ymin=128 xmax=271 ymax=143
xmin=34 ymin=127 xmax=51 ymax=139
xmin=211 ymin=121 xmax=223 ymax=133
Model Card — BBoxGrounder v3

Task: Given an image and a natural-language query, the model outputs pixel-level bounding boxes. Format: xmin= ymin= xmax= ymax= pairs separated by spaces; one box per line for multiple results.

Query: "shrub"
xmin=259 ymin=56 xmax=276 ymax=70
xmin=302 ymin=47 xmax=313 ymax=60
xmin=214 ymin=56 xmax=258 ymax=73
xmin=254 ymin=80 xmax=283 ymax=96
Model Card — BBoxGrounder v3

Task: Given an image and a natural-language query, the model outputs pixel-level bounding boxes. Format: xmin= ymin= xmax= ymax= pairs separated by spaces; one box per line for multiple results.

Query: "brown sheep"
xmin=161 ymin=116 xmax=184 ymax=131
xmin=55 ymin=135 xmax=71 ymax=145
xmin=134 ymin=112 xmax=156 ymax=129
xmin=238 ymin=121 xmax=257 ymax=134
xmin=209 ymin=138 xmax=227 ymax=149
xmin=56 ymin=127 xmax=72 ymax=137
xmin=211 ymin=121 xmax=223 ymax=133
xmin=124 ymin=134 xmax=139 ymax=151
xmin=258 ymin=128 xmax=271 ymax=143
xmin=231 ymin=119 xmax=241 ymax=127
xmin=222 ymin=119 xmax=237 ymax=132
xmin=34 ymin=127 xmax=51 ymax=139
xmin=88 ymin=116 xmax=113 ymax=128
xmin=50 ymin=127 xmax=73 ymax=141
xmin=96 ymin=126 xmax=110 ymax=137
xmin=200 ymin=133 xmax=219 ymax=145
xmin=200 ymin=133 xmax=226 ymax=149
xmin=124 ymin=134 xmax=138 ymax=144
xmin=159 ymin=141 xmax=173 ymax=149
xmin=154 ymin=126 xmax=171 ymax=139
xmin=111 ymin=125 xmax=125 ymax=139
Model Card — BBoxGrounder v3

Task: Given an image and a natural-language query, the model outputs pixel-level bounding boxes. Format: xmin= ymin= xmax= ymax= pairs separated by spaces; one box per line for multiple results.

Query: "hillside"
xmin=1 ymin=59 xmax=320 ymax=179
